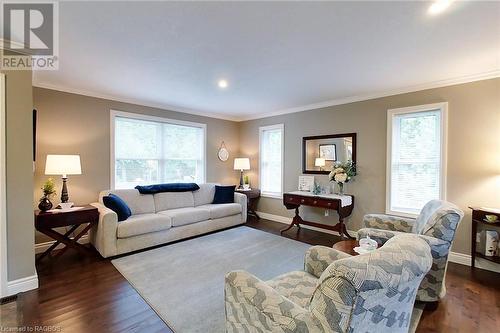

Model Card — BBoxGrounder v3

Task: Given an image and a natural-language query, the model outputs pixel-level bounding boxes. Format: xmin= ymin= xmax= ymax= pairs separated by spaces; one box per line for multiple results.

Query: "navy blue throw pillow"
xmin=213 ymin=185 xmax=236 ymax=204
xmin=103 ymin=193 xmax=132 ymax=222
xmin=135 ymin=183 xmax=200 ymax=194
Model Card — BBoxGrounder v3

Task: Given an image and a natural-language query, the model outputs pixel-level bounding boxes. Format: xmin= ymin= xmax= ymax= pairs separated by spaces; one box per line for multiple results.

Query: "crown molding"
xmin=34 ymin=69 xmax=499 ymax=123
xmin=31 ymin=81 xmax=241 ymax=122
xmin=238 ymin=70 xmax=500 ymax=121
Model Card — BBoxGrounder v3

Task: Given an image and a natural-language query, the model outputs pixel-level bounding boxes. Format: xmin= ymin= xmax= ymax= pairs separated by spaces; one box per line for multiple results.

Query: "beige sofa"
xmin=90 ymin=183 xmax=247 ymax=258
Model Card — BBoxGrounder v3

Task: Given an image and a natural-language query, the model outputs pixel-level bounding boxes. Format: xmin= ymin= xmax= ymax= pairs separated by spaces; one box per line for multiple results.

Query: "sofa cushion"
xmin=135 ymin=183 xmax=200 ymax=194
xmin=193 ymin=183 xmax=217 ymax=206
xmin=101 ymin=189 xmax=155 ymax=215
xmin=102 ymin=193 xmax=132 ymax=221
xmin=154 ymin=192 xmax=194 ymax=212
xmin=213 ymin=185 xmax=236 ymax=204
xmin=158 ymin=207 xmax=210 ymax=227
xmin=200 ymin=203 xmax=242 ymax=219
xmin=117 ymin=213 xmax=172 ymax=238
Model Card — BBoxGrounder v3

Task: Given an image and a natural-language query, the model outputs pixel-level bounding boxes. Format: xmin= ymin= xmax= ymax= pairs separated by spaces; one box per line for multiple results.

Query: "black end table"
xmin=236 ymin=188 xmax=261 ymax=220
xmin=35 ymin=205 xmax=99 ymax=262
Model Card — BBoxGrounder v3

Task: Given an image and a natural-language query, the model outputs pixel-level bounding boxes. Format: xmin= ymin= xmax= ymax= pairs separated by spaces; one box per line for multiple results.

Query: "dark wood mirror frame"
xmin=302 ymin=133 xmax=357 ymax=174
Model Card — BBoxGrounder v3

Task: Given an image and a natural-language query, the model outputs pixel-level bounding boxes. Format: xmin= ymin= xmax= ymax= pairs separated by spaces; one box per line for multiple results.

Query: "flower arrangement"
xmin=328 ymin=160 xmax=357 ymax=194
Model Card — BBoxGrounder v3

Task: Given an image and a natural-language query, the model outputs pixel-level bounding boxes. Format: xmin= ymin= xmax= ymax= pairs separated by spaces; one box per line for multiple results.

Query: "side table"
xmin=35 ymin=205 xmax=99 ymax=262
xmin=332 ymin=239 xmax=359 ymax=256
xmin=236 ymin=188 xmax=261 ymax=220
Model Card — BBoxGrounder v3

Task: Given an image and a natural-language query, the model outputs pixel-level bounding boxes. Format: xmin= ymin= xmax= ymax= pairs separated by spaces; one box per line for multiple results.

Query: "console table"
xmin=281 ymin=191 xmax=355 ymax=239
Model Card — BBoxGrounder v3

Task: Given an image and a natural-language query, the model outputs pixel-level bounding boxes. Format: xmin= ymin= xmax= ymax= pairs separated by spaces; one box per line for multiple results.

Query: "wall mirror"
xmin=302 ymin=133 xmax=356 ymax=174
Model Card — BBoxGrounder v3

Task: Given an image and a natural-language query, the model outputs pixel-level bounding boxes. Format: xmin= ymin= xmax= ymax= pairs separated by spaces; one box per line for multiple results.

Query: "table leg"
xmin=280 ymin=207 xmax=300 ymax=233
xmin=54 ymin=223 xmax=95 ymax=258
xmin=36 ymin=225 xmax=79 ymax=262
xmin=471 ymin=219 xmax=477 ymax=268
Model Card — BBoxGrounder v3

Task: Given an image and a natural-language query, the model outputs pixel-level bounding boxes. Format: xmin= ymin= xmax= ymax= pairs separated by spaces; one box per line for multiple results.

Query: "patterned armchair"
xmin=225 ymin=234 xmax=432 ymax=333
xmin=357 ymin=200 xmax=464 ymax=302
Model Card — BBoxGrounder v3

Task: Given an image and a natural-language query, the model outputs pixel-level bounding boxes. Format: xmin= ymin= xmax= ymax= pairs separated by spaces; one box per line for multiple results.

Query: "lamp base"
xmin=61 ymin=177 xmax=69 ymax=203
xmin=238 ymin=170 xmax=244 ymax=189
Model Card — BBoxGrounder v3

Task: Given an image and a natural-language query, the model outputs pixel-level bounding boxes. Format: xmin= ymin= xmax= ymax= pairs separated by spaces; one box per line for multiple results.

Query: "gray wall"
xmin=240 ymin=78 xmax=500 ymax=255
xmin=33 ymin=87 xmax=241 ymax=243
xmin=1 ymin=69 xmax=35 ymax=281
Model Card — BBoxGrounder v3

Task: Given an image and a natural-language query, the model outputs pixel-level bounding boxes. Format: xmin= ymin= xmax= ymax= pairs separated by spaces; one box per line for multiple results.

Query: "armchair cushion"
xmin=304 ymin=245 xmax=352 ymax=278
xmin=266 ymin=271 xmax=317 ymax=308
xmin=363 ymin=214 xmax=415 ymax=232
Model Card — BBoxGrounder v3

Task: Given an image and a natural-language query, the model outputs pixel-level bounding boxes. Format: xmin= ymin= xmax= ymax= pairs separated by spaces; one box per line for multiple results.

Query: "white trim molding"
xmin=109 ymin=109 xmax=207 ymax=189
xmin=259 ymin=124 xmax=285 ymax=199
xmin=0 ymin=73 xmax=6 ymax=298
xmin=33 ymin=70 xmax=499 ymax=122
xmin=386 ymin=102 xmax=448 ymax=217
xmin=6 ymin=275 xmax=39 ymax=297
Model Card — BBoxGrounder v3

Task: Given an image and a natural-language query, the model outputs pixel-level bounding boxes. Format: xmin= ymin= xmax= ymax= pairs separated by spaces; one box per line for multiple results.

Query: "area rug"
xmin=112 ymin=226 xmax=424 ymax=333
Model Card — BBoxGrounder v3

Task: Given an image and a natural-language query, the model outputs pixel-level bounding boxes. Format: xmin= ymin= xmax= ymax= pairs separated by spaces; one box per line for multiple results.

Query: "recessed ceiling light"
xmin=218 ymin=79 xmax=228 ymax=89
xmin=428 ymin=0 xmax=453 ymax=15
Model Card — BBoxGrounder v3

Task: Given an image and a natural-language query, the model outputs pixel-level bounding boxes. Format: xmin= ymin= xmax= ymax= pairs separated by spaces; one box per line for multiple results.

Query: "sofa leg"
xmin=424 ymin=301 xmax=439 ymax=311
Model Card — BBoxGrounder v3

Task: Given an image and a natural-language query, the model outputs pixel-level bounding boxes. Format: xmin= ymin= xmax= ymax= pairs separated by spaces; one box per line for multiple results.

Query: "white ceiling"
xmin=33 ymin=1 xmax=500 ymax=121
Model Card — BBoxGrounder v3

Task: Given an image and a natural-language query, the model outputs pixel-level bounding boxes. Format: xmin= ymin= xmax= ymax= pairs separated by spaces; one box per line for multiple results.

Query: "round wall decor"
xmin=218 ymin=141 xmax=229 ymax=161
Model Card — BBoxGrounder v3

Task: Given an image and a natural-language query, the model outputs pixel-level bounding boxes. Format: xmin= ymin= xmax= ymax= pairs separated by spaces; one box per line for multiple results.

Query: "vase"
xmin=38 ymin=196 xmax=53 ymax=211
xmin=337 ymin=182 xmax=344 ymax=195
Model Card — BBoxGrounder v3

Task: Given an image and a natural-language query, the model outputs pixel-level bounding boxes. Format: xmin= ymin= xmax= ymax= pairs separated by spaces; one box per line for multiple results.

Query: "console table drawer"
xmin=284 ymin=194 xmax=338 ymax=209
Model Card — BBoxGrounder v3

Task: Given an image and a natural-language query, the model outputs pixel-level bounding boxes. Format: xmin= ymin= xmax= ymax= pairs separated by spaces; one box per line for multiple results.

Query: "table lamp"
xmin=234 ymin=157 xmax=250 ymax=189
xmin=45 ymin=154 xmax=82 ymax=203
xmin=315 ymin=157 xmax=326 ymax=171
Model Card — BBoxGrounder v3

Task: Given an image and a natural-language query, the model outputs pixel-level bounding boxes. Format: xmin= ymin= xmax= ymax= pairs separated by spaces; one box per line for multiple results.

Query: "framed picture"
xmin=319 ymin=144 xmax=337 ymax=161
xmin=298 ymin=175 xmax=315 ymax=192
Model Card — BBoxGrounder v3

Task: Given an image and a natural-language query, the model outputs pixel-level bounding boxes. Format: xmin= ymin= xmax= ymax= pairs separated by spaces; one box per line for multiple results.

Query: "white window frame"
xmin=386 ymin=102 xmax=448 ymax=217
xmin=0 ymin=74 xmax=7 ymax=297
xmin=110 ymin=110 xmax=207 ymax=189
xmin=259 ymin=123 xmax=284 ymax=199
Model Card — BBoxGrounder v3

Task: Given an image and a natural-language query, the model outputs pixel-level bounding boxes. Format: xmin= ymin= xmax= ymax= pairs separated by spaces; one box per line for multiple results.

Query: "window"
xmin=111 ymin=111 xmax=206 ymax=189
xmin=259 ymin=124 xmax=284 ymax=198
xmin=386 ymin=103 xmax=447 ymax=216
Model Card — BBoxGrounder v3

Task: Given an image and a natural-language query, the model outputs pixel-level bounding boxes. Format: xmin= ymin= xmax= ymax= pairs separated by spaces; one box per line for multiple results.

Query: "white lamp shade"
xmin=234 ymin=158 xmax=250 ymax=170
xmin=315 ymin=158 xmax=326 ymax=167
xmin=45 ymin=155 xmax=82 ymax=176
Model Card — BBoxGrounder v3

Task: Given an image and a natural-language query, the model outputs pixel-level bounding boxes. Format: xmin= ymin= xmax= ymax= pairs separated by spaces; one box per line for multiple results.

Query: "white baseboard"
xmin=6 ymin=274 xmax=38 ymax=296
xmin=256 ymin=211 xmax=358 ymax=238
xmin=35 ymin=234 xmax=89 ymax=254
xmin=257 ymin=211 xmax=500 ymax=274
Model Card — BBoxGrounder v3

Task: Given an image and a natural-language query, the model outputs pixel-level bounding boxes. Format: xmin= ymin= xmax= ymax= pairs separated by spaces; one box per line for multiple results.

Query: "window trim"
xmin=259 ymin=123 xmax=284 ymax=199
xmin=386 ymin=102 xmax=448 ymax=217
xmin=110 ymin=110 xmax=207 ymax=189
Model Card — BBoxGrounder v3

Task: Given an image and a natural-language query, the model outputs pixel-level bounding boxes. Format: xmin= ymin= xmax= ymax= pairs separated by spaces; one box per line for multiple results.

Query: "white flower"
xmin=334 ymin=172 xmax=348 ymax=183
xmin=333 ymin=167 xmax=344 ymax=174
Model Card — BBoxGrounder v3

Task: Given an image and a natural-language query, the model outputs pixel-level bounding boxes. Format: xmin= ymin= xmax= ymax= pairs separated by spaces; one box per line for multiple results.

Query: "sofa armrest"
xmin=90 ymin=202 xmax=118 ymax=258
xmin=225 ymin=270 xmax=313 ymax=331
xmin=363 ymin=214 xmax=415 ymax=232
xmin=234 ymin=192 xmax=247 ymax=223
xmin=304 ymin=246 xmax=352 ymax=278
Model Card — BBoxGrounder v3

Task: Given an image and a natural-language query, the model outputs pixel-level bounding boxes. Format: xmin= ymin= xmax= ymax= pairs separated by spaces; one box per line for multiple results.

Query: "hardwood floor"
xmin=1 ymin=217 xmax=499 ymax=332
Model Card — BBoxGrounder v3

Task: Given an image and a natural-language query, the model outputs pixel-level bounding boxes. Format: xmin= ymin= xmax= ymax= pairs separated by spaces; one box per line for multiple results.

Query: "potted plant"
xmin=39 ymin=178 xmax=56 ymax=211
xmin=243 ymin=175 xmax=250 ymax=190
xmin=328 ymin=161 xmax=356 ymax=195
